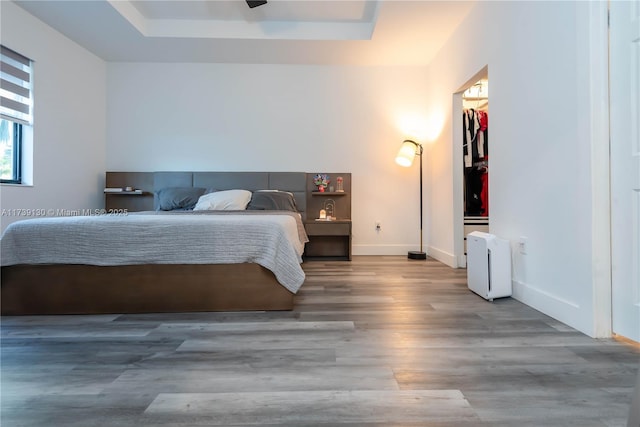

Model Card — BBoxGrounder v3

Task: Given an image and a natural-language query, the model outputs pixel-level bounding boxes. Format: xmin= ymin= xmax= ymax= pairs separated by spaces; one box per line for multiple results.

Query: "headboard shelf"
xmin=311 ymin=192 xmax=347 ymax=196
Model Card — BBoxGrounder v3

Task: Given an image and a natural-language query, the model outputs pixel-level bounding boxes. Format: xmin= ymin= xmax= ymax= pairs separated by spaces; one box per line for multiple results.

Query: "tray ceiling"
xmin=11 ymin=0 xmax=475 ymax=65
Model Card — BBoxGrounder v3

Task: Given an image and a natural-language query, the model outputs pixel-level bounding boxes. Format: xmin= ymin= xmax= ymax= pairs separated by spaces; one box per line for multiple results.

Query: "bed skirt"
xmin=1 ymin=263 xmax=294 ymax=315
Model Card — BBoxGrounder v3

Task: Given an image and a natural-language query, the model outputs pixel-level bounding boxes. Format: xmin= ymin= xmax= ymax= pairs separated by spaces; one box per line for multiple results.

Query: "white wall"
xmin=423 ymin=1 xmax=604 ymax=336
xmin=107 ymin=63 xmax=432 ymax=255
xmin=0 ymin=1 xmax=107 ymax=232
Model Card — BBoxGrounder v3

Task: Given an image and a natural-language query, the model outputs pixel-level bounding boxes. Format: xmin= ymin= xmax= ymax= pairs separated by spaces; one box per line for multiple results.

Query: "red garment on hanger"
xmin=477 ymin=110 xmax=488 ymax=132
xmin=480 ymin=168 xmax=489 ymax=216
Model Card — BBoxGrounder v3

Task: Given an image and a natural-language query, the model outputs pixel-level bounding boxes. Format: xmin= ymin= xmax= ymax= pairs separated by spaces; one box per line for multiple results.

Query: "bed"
xmin=1 ymin=171 xmax=309 ymax=315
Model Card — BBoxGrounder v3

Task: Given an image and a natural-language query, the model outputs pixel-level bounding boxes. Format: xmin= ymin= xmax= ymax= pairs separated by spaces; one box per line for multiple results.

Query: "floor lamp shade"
xmin=396 ymin=141 xmax=418 ymax=167
xmin=395 ymin=140 xmax=427 ymax=260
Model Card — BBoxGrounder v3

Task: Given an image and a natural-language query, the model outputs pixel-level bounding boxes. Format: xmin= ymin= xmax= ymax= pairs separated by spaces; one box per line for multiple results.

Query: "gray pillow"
xmin=247 ymin=191 xmax=298 ymax=212
xmin=156 ymin=187 xmax=207 ymax=211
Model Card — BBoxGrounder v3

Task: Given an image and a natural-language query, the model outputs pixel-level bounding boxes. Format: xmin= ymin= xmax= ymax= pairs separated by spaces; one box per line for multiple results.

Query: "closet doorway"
xmin=453 ymin=68 xmax=489 ymax=267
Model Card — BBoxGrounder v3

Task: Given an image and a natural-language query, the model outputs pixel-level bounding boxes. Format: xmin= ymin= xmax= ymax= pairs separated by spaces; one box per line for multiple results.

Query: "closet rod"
xmin=463 ymin=96 xmax=489 ymax=100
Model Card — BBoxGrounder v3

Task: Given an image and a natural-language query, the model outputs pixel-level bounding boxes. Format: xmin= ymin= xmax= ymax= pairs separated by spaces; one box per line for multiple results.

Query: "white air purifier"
xmin=467 ymin=231 xmax=512 ymax=300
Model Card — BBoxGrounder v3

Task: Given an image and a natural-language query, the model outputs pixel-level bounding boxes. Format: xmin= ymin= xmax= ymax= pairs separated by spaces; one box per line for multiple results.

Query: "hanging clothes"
xmin=465 ymin=166 xmax=484 ymax=215
xmin=463 ymin=109 xmax=479 ymax=167
xmin=476 ymin=110 xmax=488 ymax=159
xmin=479 ymin=157 xmax=489 ymax=216
xmin=463 ymin=108 xmax=489 ymax=217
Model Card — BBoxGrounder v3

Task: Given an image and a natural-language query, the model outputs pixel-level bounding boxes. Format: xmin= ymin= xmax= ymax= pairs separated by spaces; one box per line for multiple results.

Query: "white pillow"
xmin=193 ymin=189 xmax=252 ymax=211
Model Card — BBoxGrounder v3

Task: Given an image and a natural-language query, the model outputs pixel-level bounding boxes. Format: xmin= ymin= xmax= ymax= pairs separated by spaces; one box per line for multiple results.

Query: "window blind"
xmin=1 ymin=45 xmax=32 ymax=125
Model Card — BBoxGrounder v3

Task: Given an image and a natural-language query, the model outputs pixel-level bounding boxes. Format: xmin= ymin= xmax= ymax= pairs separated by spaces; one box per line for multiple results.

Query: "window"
xmin=0 ymin=119 xmax=21 ymax=182
xmin=1 ymin=45 xmax=32 ymax=184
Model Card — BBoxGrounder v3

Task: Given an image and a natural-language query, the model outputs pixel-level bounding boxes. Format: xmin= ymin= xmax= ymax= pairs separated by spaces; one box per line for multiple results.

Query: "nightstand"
xmin=304 ymin=220 xmax=352 ymax=260
xmin=303 ymin=172 xmax=352 ymax=261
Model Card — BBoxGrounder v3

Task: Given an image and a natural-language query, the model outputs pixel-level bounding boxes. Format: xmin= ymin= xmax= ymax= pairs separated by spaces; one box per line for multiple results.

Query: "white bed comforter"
xmin=0 ymin=211 xmax=308 ymax=293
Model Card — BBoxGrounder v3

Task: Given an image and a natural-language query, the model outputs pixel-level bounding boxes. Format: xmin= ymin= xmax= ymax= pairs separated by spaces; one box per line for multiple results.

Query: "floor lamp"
xmin=395 ymin=139 xmax=427 ymax=260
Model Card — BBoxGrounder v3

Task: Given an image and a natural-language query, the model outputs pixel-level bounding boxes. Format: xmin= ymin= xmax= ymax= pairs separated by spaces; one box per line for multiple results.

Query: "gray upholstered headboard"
xmin=153 ymin=171 xmax=307 ymax=218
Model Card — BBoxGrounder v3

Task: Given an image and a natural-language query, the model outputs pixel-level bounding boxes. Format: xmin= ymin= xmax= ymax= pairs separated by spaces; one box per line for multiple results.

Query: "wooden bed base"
xmin=1 ymin=263 xmax=294 ymax=315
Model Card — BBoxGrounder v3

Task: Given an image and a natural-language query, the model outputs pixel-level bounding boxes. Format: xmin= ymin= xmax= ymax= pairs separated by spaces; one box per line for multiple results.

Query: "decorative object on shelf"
xmin=323 ymin=199 xmax=335 ymax=220
xmin=396 ymin=139 xmax=427 ymax=260
xmin=313 ymin=174 xmax=330 ymax=192
xmin=319 ymin=209 xmax=326 ymax=219
xmin=336 ymin=176 xmax=344 ymax=192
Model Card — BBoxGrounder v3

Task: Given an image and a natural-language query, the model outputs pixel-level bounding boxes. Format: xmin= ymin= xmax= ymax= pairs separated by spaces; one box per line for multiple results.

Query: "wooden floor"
xmin=1 ymin=256 xmax=639 ymax=426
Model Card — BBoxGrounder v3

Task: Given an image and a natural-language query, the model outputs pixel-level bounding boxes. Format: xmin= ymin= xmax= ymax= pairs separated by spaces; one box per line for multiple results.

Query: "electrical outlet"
xmin=518 ymin=236 xmax=528 ymax=254
xmin=375 ymin=221 xmax=382 ymax=231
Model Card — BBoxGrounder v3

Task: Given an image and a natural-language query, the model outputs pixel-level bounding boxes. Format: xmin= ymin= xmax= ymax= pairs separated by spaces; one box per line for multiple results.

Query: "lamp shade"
xmin=395 ymin=140 xmax=418 ymax=167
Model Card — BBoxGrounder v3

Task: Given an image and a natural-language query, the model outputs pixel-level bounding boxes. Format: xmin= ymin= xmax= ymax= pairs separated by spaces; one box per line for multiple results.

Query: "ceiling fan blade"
xmin=246 ymin=0 xmax=267 ymax=8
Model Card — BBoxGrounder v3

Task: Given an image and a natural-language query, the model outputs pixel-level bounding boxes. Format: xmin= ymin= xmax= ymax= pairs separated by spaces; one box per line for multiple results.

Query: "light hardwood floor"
xmin=1 ymin=256 xmax=639 ymax=426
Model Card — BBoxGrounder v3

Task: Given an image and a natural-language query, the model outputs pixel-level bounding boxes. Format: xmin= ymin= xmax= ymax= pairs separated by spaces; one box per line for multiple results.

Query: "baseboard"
xmin=512 ymin=279 xmax=594 ymax=337
xmin=353 ymin=245 xmax=459 ymax=268
xmin=425 ymin=246 xmax=457 ymax=268
xmin=352 ymin=245 xmax=415 ymax=256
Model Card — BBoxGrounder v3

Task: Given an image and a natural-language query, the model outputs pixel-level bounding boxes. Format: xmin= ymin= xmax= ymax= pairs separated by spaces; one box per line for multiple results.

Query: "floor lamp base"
xmin=407 ymin=251 xmax=427 ymax=260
